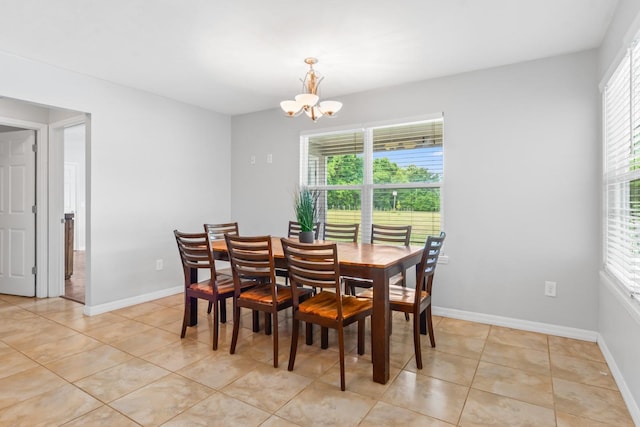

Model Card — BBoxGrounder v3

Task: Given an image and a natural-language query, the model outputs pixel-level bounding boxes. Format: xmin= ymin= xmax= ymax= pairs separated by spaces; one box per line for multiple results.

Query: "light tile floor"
xmin=0 ymin=293 xmax=634 ymax=426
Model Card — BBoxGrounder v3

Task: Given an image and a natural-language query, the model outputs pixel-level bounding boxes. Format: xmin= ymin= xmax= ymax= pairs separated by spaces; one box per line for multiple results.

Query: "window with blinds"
xmin=604 ymin=40 xmax=640 ymax=298
xmin=300 ymin=117 xmax=443 ymax=244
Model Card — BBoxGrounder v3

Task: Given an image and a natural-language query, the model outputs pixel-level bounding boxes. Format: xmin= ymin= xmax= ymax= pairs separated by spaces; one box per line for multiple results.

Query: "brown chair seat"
xmin=299 ymin=291 xmax=371 ymax=320
xmin=239 ymin=284 xmax=293 ymax=304
xmin=359 ymin=285 xmax=429 ymax=309
xmin=188 ymin=276 xmax=234 ymax=295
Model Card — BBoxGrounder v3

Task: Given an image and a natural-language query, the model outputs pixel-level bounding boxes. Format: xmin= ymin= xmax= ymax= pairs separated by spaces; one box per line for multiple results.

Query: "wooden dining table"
xmin=207 ymin=236 xmax=424 ymax=385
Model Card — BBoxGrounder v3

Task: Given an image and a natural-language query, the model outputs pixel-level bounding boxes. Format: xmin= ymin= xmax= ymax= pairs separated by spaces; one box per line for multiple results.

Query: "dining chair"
xmin=281 ymin=238 xmax=372 ymax=391
xmin=358 ymin=231 xmax=446 ymax=369
xmin=174 ymin=230 xmax=252 ymax=350
xmin=344 ymin=224 xmax=412 ymax=297
xmin=287 ymin=220 xmax=320 ymax=240
xmin=225 ymin=234 xmax=312 ymax=368
xmin=276 ymin=221 xmax=321 ymax=285
xmin=323 ymin=223 xmax=359 ymax=242
xmin=203 ymin=222 xmax=239 ymax=317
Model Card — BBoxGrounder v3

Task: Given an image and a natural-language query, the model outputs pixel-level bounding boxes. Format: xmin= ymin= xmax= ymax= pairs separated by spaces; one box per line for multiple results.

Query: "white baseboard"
xmin=83 ymin=286 xmax=183 ymax=316
xmin=432 ymin=306 xmax=598 ymax=341
xmin=597 ymin=334 xmax=640 ymax=426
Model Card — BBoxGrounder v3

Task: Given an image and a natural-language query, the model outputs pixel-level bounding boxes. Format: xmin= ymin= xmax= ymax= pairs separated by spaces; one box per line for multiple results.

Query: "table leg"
xmin=188 ymin=268 xmax=198 ymax=326
xmin=371 ymin=269 xmax=390 ymax=384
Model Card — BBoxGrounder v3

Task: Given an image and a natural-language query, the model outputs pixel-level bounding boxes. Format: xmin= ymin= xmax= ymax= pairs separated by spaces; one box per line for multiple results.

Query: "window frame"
xmin=299 ymin=114 xmax=444 ymax=244
xmin=603 ymin=39 xmax=640 ymax=300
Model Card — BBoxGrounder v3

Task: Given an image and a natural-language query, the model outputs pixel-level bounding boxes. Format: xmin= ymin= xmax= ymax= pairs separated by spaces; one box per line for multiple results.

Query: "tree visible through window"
xmin=300 ymin=117 xmax=443 ymax=244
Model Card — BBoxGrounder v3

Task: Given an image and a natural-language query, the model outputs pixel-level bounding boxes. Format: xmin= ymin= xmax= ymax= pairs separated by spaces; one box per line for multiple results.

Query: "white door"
xmin=0 ymin=130 xmax=36 ymax=296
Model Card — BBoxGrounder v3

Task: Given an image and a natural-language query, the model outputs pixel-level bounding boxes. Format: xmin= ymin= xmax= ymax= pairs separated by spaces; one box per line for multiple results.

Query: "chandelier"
xmin=280 ymin=57 xmax=343 ymax=122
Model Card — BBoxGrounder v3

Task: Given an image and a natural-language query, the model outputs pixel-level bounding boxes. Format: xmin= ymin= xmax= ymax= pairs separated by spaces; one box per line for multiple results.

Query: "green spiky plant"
xmin=294 ymin=186 xmax=319 ymax=232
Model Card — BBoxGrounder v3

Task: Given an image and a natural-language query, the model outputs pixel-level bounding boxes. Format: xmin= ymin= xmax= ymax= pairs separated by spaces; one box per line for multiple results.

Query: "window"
xmin=300 ymin=116 xmax=443 ymax=244
xmin=603 ymin=40 xmax=640 ymax=297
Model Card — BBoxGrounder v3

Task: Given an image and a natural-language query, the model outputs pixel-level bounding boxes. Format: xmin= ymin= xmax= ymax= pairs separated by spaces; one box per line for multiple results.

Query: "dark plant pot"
xmin=299 ymin=231 xmax=314 ymax=243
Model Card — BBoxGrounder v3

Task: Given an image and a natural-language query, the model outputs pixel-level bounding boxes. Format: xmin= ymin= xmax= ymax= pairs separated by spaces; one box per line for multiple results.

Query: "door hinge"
xmin=32 ymin=205 xmax=37 ymax=214
xmin=31 ymin=266 xmax=36 ymax=275
xmin=32 ymin=143 xmax=37 ymax=153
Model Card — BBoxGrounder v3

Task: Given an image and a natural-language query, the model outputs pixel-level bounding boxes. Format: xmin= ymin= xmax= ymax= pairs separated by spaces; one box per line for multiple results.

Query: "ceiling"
xmin=0 ymin=0 xmax=618 ymax=116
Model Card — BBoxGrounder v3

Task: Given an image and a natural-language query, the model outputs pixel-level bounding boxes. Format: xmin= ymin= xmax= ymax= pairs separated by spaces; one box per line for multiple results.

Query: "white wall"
xmin=232 ymin=50 xmax=600 ymax=331
xmin=597 ymin=0 xmax=640 ymax=422
xmin=0 ymin=51 xmax=232 ymax=308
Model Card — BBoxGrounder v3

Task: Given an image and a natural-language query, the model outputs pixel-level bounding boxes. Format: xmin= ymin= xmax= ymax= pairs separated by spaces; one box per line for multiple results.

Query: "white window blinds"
xmin=604 ymin=42 xmax=640 ymax=297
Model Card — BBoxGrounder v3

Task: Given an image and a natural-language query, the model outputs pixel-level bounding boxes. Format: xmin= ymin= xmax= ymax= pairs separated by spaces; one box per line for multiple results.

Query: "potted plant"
xmin=294 ymin=186 xmax=318 ymax=243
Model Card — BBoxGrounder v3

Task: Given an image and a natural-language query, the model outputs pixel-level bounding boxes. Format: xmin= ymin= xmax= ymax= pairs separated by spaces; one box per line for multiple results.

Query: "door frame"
xmin=49 ymin=115 xmax=88 ymax=298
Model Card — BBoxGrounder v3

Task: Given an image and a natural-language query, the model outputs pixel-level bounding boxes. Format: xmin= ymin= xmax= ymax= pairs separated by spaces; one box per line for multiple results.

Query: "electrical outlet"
xmin=544 ymin=281 xmax=557 ymax=297
xmin=250 ymin=155 xmax=256 ymax=164
xmin=267 ymin=153 xmax=273 ymax=163
xmin=156 ymin=259 xmax=164 ymax=271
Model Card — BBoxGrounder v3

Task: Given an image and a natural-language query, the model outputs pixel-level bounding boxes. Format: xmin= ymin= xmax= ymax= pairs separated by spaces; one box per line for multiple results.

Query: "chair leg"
xmin=212 ymin=299 xmax=219 ymax=351
xmin=207 ymin=301 xmax=213 ymax=314
xmin=420 ymin=310 xmax=427 ymax=335
xmin=401 ymin=274 xmax=410 ymax=321
xmin=338 ymin=326 xmax=346 ymax=391
xmin=265 ymin=312 xmax=272 ymax=336
xmin=180 ymin=296 xmax=190 ymax=338
xmin=252 ymin=310 xmax=260 ymax=332
xmin=321 ymin=327 xmax=329 ymax=349
xmin=288 ymin=318 xmax=300 ymax=371
xmin=426 ymin=305 xmax=435 ymax=347
xmin=357 ymin=319 xmax=365 ymax=355
xmin=272 ymin=311 xmax=279 ymax=368
xmin=230 ymin=304 xmax=241 ymax=355
xmin=220 ymin=300 xmax=227 ymax=323
xmin=305 ymin=322 xmax=313 ymax=345
xmin=413 ymin=311 xmax=423 ymax=369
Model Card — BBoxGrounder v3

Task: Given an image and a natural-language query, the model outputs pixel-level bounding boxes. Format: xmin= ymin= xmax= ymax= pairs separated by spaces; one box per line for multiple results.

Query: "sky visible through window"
xmin=373 ymin=146 xmax=443 ymax=174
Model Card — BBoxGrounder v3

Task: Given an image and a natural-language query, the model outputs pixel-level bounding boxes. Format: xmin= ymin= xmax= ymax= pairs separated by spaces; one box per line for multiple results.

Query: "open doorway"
xmin=62 ymin=124 xmax=86 ymax=304
xmin=0 ymin=96 xmax=89 ymax=301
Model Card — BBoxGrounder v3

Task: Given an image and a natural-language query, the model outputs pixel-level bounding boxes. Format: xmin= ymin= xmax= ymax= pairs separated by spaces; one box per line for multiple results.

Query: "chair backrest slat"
xmin=288 ymin=221 xmax=320 ymax=239
xmin=204 ymin=222 xmax=239 ymax=241
xmin=415 ymin=232 xmax=446 ymax=303
xmin=174 ymin=230 xmax=216 ymax=284
xmin=281 ymin=238 xmax=341 ymax=313
xmin=371 ymin=224 xmax=411 ymax=246
xmin=323 ymin=223 xmax=359 ymax=243
xmin=225 ymin=235 xmax=275 ymax=282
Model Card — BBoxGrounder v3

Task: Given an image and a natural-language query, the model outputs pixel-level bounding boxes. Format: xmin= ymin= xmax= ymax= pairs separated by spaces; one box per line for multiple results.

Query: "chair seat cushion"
xmin=299 ymin=291 xmax=372 ymax=320
xmin=239 ymin=283 xmax=292 ymax=304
